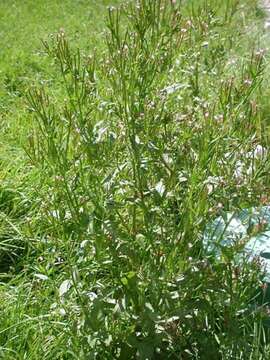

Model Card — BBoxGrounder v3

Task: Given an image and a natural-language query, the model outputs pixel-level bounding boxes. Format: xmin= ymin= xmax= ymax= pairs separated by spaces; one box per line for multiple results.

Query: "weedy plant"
xmin=1 ymin=0 xmax=270 ymax=359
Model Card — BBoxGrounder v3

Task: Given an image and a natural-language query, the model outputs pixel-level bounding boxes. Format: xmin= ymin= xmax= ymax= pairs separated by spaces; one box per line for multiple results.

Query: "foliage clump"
xmin=1 ymin=0 xmax=270 ymax=359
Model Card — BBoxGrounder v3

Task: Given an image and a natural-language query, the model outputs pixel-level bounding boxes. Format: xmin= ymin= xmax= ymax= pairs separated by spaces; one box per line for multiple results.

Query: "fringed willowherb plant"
xmin=24 ymin=0 xmax=270 ymax=358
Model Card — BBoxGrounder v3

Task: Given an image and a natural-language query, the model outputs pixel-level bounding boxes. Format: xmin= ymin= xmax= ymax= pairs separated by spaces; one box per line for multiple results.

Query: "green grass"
xmin=1 ymin=0 xmax=270 ymax=358
xmin=0 ymin=0 xmax=119 ymax=161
